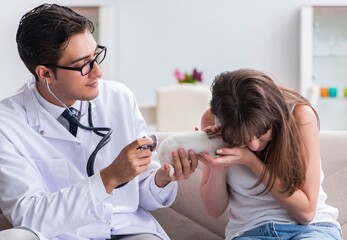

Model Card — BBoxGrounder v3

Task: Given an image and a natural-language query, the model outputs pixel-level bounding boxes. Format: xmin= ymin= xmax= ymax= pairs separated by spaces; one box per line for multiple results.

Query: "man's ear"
xmin=35 ymin=65 xmax=52 ymax=81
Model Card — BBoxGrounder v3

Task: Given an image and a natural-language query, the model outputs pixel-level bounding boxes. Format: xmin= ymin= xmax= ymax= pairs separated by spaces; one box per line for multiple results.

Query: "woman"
xmin=199 ymin=69 xmax=342 ymax=239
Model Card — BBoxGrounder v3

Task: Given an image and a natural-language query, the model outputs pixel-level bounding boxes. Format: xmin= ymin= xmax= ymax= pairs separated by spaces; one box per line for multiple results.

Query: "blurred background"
xmin=2 ymin=0 xmax=347 ymax=131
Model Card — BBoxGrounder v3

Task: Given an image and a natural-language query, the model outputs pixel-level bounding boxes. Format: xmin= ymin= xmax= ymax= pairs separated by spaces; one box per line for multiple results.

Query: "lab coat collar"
xmin=23 ymin=76 xmax=81 ymax=142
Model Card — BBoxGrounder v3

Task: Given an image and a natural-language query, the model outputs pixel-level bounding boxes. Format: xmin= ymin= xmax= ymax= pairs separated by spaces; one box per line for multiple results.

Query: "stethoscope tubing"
xmin=45 ymin=79 xmax=126 ymax=188
xmin=68 ymin=102 xmax=112 ymax=176
xmin=69 ymin=102 xmax=127 ymax=188
xmin=69 ymin=102 xmax=113 ymax=177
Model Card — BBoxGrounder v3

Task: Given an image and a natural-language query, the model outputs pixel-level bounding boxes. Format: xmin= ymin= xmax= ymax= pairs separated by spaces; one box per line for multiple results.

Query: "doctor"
xmin=0 ymin=3 xmax=198 ymax=240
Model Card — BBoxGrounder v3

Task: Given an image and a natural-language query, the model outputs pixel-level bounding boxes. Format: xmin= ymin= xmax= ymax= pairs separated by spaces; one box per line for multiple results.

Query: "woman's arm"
xmin=199 ymin=109 xmax=230 ymax=218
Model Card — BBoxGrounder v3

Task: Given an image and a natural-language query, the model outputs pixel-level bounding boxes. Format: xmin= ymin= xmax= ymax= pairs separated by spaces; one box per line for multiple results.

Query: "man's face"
xmin=45 ymin=31 xmax=103 ymax=106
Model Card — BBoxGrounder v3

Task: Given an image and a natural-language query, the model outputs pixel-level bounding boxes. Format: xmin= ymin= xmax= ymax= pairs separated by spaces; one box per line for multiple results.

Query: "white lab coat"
xmin=0 ymin=77 xmax=177 ymax=240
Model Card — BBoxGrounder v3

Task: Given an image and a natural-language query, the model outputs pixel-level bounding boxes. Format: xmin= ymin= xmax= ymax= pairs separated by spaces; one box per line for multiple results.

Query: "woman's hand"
xmin=199 ymin=146 xmax=257 ymax=168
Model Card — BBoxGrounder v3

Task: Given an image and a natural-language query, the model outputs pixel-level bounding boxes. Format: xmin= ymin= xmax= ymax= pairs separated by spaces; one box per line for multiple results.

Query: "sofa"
xmin=0 ymin=131 xmax=346 ymax=239
xmin=151 ymin=131 xmax=347 ymax=240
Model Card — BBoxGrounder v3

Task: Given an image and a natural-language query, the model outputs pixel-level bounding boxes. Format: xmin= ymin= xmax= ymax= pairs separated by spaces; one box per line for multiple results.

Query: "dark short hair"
xmin=16 ymin=3 xmax=95 ymax=79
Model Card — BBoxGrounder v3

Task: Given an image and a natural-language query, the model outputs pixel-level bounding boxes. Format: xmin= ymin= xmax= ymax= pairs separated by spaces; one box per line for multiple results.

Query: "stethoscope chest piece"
xmin=137 ymin=135 xmax=158 ymax=151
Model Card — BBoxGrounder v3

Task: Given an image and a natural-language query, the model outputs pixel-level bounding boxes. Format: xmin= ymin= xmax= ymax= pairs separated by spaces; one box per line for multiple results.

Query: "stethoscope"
xmin=45 ymin=79 xmax=158 ymax=188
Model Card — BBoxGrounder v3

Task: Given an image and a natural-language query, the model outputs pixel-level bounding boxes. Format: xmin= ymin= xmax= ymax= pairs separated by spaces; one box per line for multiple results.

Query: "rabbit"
xmin=157 ymin=131 xmax=226 ymax=175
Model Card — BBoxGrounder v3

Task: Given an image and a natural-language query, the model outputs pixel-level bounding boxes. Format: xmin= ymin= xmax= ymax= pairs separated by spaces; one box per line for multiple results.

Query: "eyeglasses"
xmin=43 ymin=45 xmax=107 ymax=76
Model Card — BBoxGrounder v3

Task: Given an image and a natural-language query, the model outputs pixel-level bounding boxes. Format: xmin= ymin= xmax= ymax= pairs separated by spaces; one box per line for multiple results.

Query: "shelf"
xmin=318 ymin=97 xmax=347 ymax=100
xmin=301 ymin=5 xmax=347 ymax=130
xmin=313 ymin=54 xmax=347 ymax=58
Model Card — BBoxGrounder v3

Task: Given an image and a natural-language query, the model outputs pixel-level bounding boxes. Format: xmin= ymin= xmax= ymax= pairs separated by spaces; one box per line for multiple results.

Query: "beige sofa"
xmin=0 ymin=131 xmax=346 ymax=239
xmin=151 ymin=131 xmax=347 ymax=240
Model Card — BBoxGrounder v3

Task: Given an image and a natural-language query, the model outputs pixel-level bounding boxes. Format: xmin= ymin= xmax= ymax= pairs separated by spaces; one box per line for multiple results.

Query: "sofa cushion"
xmin=152 ymin=207 xmax=223 ymax=240
xmin=0 ymin=212 xmax=11 ymax=230
xmin=152 ymin=168 xmax=228 ymax=240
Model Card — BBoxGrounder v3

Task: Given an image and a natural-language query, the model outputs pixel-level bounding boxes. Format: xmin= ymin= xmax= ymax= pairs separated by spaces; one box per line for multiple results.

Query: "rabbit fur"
xmin=157 ymin=131 xmax=226 ymax=175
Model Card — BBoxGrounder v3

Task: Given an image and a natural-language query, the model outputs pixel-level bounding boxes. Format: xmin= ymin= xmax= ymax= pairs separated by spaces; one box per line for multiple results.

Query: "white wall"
xmin=2 ymin=0 xmax=347 ymax=106
xmin=116 ymin=0 xmax=302 ymax=107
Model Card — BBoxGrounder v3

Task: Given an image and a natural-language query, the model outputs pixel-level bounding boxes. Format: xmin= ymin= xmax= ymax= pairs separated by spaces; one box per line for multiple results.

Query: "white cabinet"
xmin=301 ymin=5 xmax=347 ymax=130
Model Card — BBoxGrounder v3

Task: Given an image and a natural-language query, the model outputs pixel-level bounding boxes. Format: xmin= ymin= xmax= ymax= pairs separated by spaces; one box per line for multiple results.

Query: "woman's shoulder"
xmin=292 ymin=104 xmax=317 ymax=126
xmin=201 ymin=108 xmax=215 ymax=129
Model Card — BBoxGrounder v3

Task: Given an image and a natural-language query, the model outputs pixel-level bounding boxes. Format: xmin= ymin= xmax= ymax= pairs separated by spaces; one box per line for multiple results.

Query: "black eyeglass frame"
xmin=42 ymin=45 xmax=107 ymax=76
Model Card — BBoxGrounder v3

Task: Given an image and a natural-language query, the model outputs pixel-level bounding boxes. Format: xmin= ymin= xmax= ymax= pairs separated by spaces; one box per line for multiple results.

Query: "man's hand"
xmin=100 ymin=137 xmax=155 ymax=193
xmin=155 ymin=148 xmax=198 ymax=187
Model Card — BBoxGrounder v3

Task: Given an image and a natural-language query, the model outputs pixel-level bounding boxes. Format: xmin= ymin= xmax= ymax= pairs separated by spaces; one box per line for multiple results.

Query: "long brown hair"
xmin=210 ymin=69 xmax=319 ymax=196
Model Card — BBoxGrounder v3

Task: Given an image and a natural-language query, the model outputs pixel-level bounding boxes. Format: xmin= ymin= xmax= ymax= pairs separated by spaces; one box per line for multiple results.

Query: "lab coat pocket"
xmin=33 ymin=157 xmax=70 ymax=192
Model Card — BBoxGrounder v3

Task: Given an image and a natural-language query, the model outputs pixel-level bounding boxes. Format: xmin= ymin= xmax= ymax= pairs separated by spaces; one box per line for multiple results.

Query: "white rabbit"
xmin=157 ymin=131 xmax=226 ymax=175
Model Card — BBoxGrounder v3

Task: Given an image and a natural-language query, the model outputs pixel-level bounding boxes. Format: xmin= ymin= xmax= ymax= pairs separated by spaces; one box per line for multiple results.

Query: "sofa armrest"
xmin=320 ymin=131 xmax=347 ymax=239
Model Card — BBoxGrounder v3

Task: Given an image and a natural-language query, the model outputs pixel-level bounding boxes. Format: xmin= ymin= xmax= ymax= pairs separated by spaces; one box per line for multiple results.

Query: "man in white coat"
xmin=0 ymin=3 xmax=198 ymax=240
